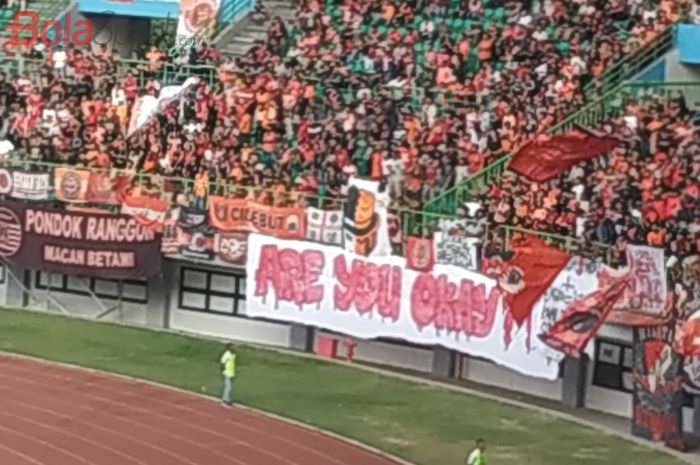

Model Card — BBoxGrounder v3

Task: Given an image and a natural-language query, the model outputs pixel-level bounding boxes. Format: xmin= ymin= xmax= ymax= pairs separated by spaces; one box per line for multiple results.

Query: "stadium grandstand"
xmin=1 ymin=0 xmax=700 ymax=462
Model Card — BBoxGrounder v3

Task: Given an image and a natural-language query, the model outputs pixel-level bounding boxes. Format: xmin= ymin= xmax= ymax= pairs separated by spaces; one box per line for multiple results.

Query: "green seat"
xmin=555 ymin=41 xmax=570 ymax=53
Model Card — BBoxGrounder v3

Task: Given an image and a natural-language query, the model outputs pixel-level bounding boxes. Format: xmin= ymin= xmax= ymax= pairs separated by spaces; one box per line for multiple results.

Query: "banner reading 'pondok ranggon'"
xmin=0 ymin=200 xmax=161 ymax=279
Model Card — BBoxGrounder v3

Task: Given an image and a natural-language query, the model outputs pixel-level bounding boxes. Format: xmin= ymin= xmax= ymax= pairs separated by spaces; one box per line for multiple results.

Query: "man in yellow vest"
xmin=220 ymin=343 xmax=237 ymax=406
xmin=466 ymin=438 xmax=486 ymax=465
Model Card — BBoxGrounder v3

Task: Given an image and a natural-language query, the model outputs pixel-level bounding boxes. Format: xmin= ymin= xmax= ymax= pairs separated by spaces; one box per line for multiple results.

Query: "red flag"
xmin=540 ymin=277 xmax=630 ymax=357
xmin=678 ymin=314 xmax=700 ymax=356
xmin=500 ymin=235 xmax=569 ymax=325
xmin=406 ymin=236 xmax=434 ymax=272
xmin=509 ymin=131 xmax=619 ymax=182
xmin=120 ymin=196 xmax=170 ymax=233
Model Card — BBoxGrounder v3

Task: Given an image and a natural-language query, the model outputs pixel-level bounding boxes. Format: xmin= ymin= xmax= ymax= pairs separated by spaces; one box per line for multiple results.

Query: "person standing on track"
xmin=466 ymin=438 xmax=486 ymax=465
xmin=220 ymin=343 xmax=237 ymax=406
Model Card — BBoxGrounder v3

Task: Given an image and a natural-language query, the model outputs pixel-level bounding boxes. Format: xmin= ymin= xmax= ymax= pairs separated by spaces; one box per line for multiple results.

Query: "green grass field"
xmin=0 ymin=308 xmax=686 ymax=465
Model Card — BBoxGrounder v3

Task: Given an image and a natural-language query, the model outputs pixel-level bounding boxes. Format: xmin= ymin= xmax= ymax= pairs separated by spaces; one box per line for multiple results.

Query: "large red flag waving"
xmin=499 ymin=234 xmax=570 ymax=325
xmin=540 ymin=277 xmax=630 ymax=357
xmin=509 ymin=131 xmax=619 ymax=182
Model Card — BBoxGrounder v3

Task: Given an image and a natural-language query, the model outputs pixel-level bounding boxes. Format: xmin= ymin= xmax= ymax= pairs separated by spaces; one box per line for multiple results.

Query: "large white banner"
xmin=246 ymin=233 xmax=561 ymax=380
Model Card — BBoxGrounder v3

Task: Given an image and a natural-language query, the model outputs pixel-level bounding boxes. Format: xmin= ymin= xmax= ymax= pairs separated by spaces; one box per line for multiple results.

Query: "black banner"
xmin=632 ymin=325 xmax=685 ymax=451
xmin=0 ymin=200 xmax=161 ymax=279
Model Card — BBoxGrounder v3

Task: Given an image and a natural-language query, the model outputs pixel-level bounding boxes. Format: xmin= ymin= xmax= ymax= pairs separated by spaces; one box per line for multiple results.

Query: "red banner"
xmin=509 ymin=131 xmax=619 ymax=182
xmin=540 ymin=277 xmax=629 ymax=357
xmin=500 ymin=235 xmax=569 ymax=325
xmin=406 ymin=236 xmax=434 ymax=272
xmin=54 ymin=167 xmax=130 ymax=204
xmin=632 ymin=326 xmax=685 ymax=450
xmin=0 ymin=200 xmax=161 ymax=279
xmin=678 ymin=315 xmax=700 ymax=356
xmin=120 ymin=196 xmax=170 ymax=233
xmin=209 ymin=196 xmax=306 ymax=238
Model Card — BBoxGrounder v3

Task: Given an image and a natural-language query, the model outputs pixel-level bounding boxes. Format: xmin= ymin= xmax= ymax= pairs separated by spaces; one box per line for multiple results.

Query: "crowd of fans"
xmin=0 ymin=0 xmax=698 ymax=265
xmin=0 ymin=0 xmax=688 ymax=203
xmin=475 ymin=89 xmax=700 ymax=265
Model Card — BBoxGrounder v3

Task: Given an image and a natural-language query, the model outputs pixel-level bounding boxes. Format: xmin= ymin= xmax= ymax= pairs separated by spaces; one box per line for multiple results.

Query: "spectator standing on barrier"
xmin=220 ymin=343 xmax=237 ymax=406
xmin=466 ymin=438 xmax=486 ymax=465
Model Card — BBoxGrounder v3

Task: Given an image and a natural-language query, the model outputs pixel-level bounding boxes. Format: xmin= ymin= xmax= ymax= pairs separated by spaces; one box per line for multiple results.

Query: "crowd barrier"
xmin=0 ymin=159 xmax=614 ymax=263
xmin=423 ymin=80 xmax=700 ymax=215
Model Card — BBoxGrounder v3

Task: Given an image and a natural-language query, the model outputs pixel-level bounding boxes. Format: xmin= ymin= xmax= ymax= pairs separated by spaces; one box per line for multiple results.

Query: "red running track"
xmin=0 ymin=354 xmax=405 ymax=465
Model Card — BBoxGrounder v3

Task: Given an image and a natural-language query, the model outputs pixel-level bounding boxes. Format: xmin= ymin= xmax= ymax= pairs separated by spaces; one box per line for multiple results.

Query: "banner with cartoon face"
xmin=632 ymin=326 xmax=685 ymax=450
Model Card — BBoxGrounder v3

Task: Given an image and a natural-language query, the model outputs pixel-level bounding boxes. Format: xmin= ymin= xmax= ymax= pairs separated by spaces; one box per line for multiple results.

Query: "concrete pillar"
xmin=561 ymin=355 xmax=588 ymax=408
xmin=4 ymin=265 xmax=28 ymax=308
xmin=146 ymin=271 xmax=171 ymax=329
xmin=432 ymin=347 xmax=456 ymax=378
xmin=289 ymin=324 xmax=314 ymax=352
xmin=692 ymin=397 xmax=700 ymax=435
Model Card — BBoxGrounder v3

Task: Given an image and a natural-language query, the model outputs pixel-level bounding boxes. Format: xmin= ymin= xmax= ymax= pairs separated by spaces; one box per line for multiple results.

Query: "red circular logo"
xmin=0 ymin=169 xmax=11 ymax=195
xmin=0 ymin=206 xmax=22 ymax=257
xmin=184 ymin=0 xmax=217 ymax=33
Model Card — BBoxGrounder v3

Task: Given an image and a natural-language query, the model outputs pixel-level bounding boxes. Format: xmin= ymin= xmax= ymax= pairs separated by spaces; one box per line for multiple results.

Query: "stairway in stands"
xmin=214 ymin=0 xmax=295 ymax=57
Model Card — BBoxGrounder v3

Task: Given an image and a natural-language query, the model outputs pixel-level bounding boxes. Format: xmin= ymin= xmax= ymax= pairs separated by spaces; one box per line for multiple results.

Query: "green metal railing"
xmin=1 ymin=158 xmax=620 ymax=260
xmin=500 ymin=226 xmax=614 ymax=264
xmin=423 ymin=80 xmax=700 ymax=215
xmin=423 ymin=24 xmax=680 ymax=216
xmin=0 ymin=56 xmax=217 ymax=86
xmin=583 ymin=25 xmax=676 ymax=99
xmin=0 ymin=158 xmax=490 ymax=256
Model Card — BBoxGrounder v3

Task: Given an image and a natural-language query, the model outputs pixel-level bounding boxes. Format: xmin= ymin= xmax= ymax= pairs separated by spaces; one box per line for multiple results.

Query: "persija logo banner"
xmin=245 ymin=233 xmax=561 ymax=380
xmin=0 ymin=200 xmax=161 ymax=279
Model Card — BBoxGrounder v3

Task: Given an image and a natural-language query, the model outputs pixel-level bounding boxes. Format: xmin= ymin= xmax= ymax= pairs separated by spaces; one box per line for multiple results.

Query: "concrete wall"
xmin=664 ymin=49 xmax=700 ymax=110
xmin=14 ymin=270 xmax=149 ymax=325
xmin=665 ymin=49 xmax=700 ymax=82
xmin=0 ymin=264 xmax=7 ymax=307
xmin=314 ymin=331 xmax=435 ymax=373
xmin=3 ymin=260 xmax=698 ymax=434
xmin=165 ymin=261 xmax=292 ymax=347
xmin=87 ymin=14 xmax=152 ymax=58
xmin=461 ymin=357 xmax=563 ymax=401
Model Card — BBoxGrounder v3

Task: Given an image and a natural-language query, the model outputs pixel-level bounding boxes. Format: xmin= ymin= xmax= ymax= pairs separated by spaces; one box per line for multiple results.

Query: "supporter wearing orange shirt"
xmin=193 ymin=168 xmax=209 ymax=210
